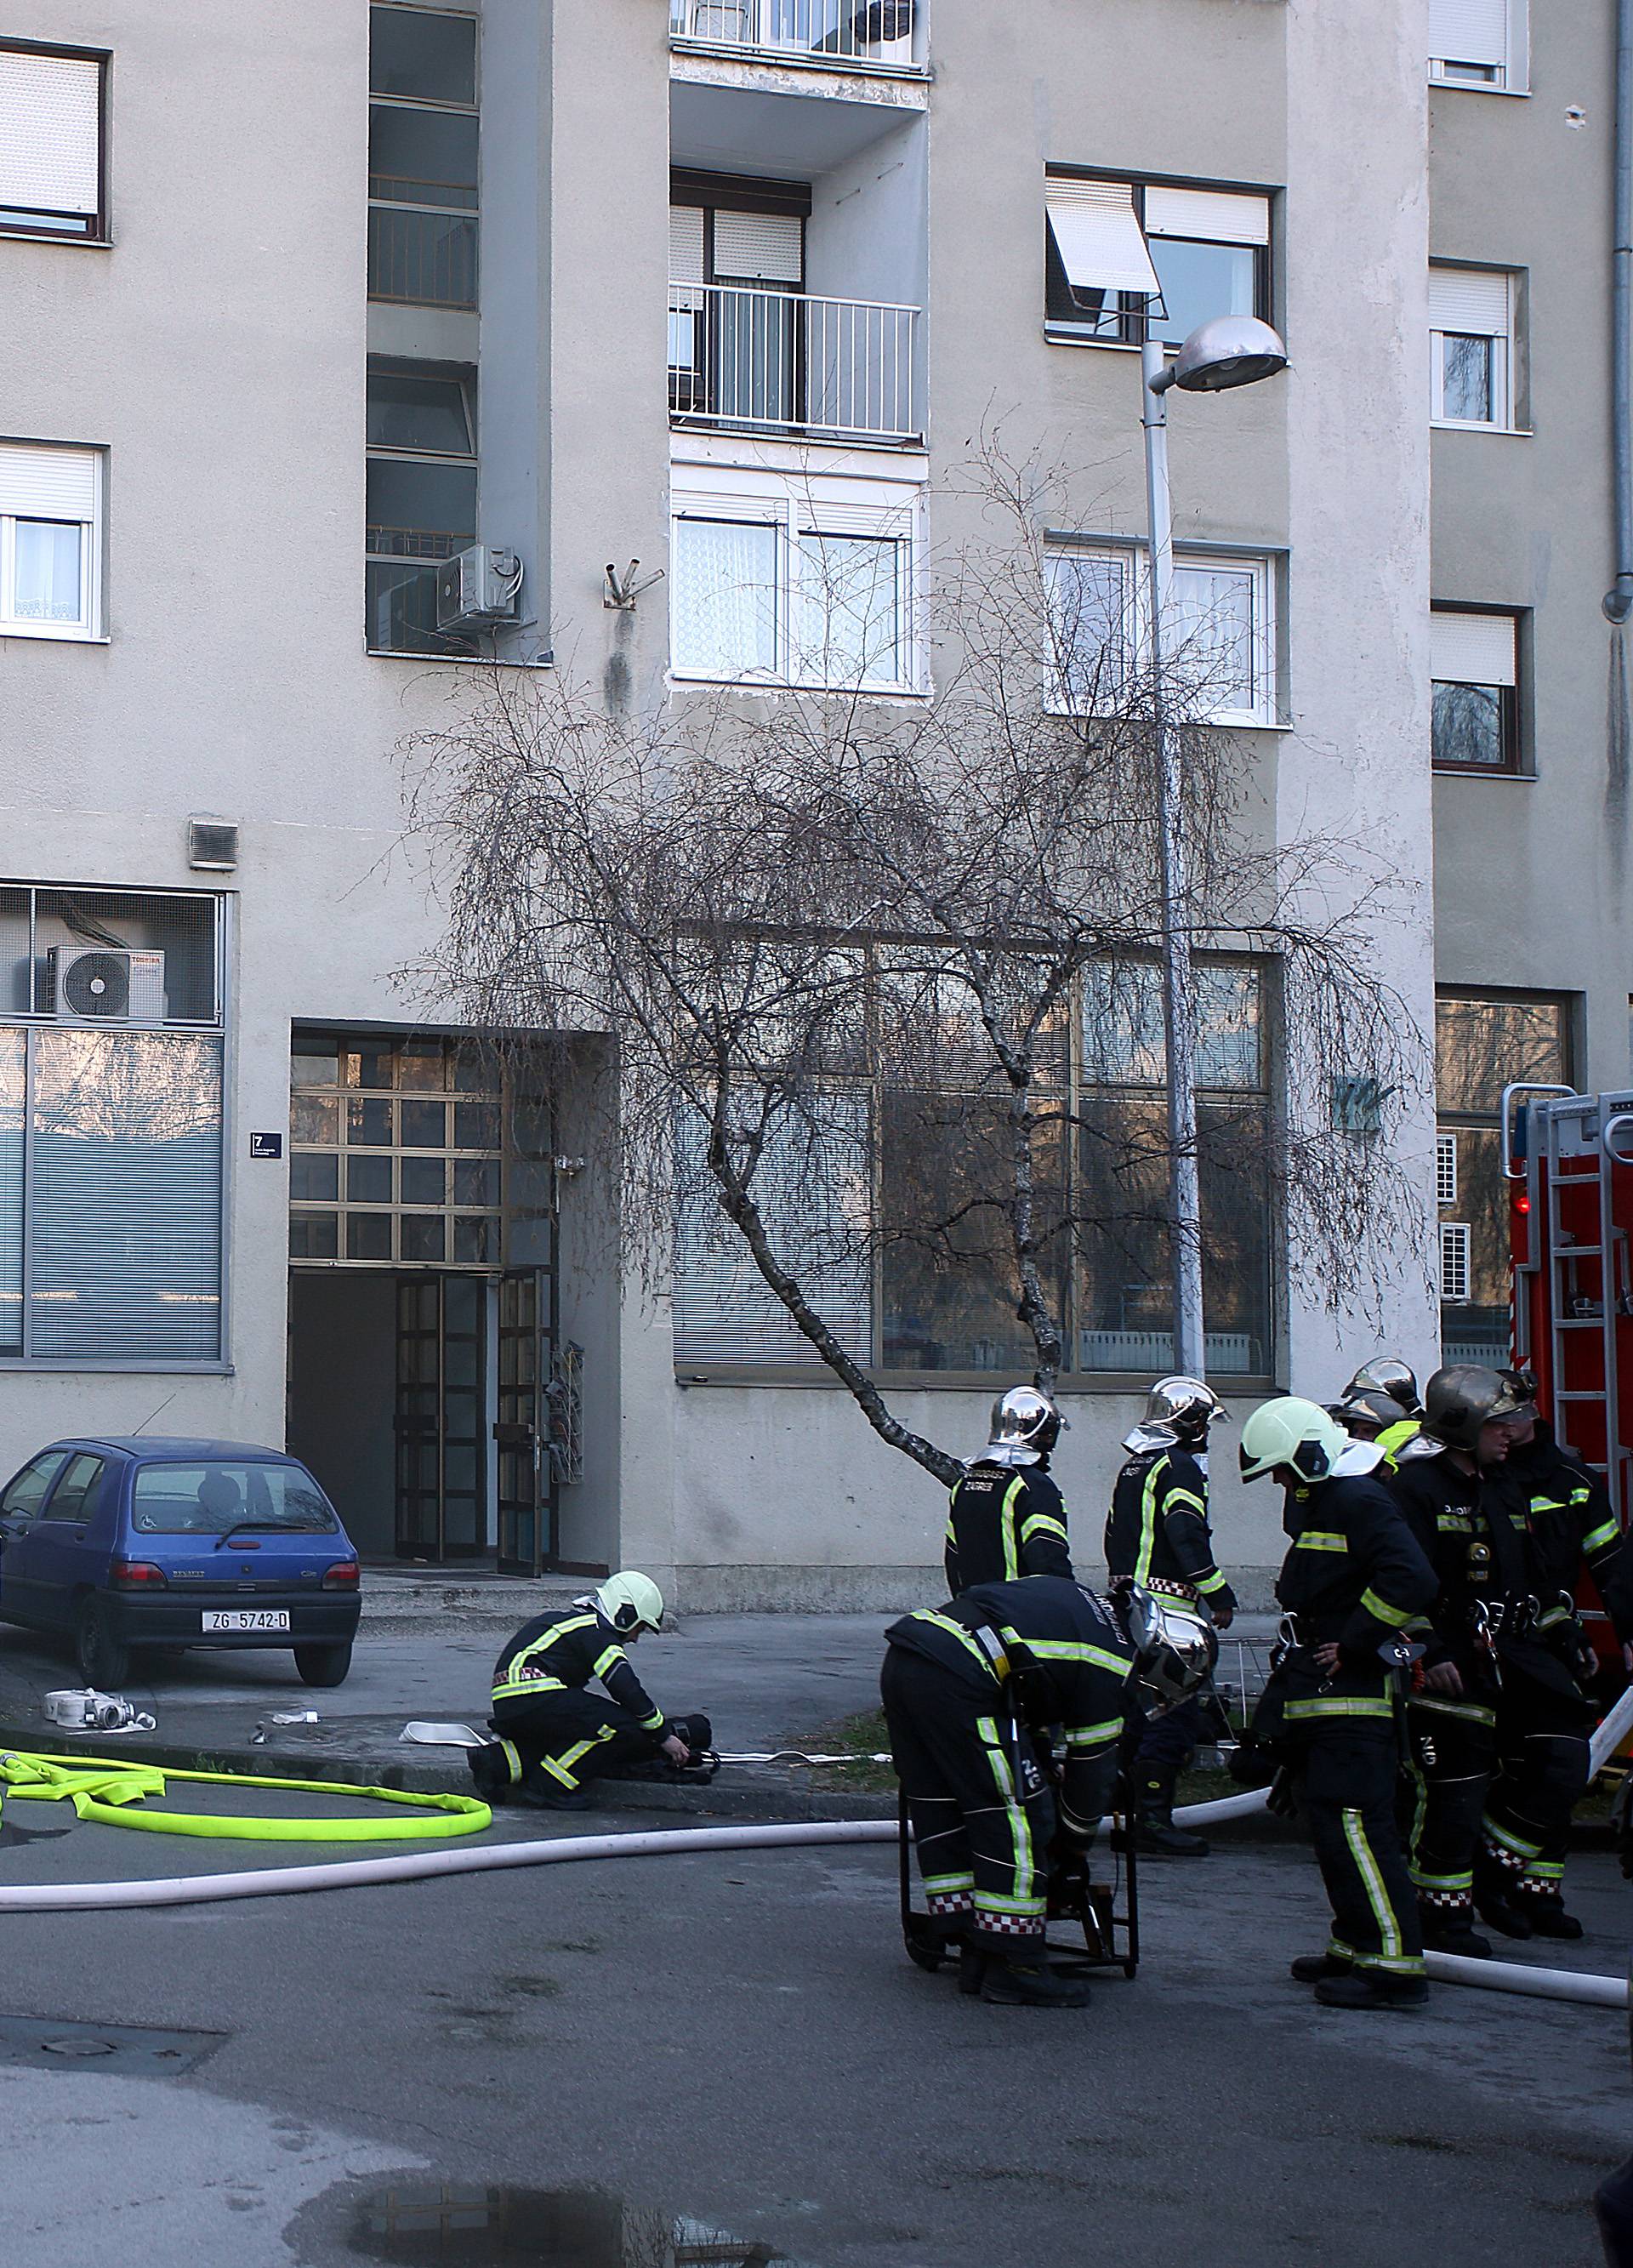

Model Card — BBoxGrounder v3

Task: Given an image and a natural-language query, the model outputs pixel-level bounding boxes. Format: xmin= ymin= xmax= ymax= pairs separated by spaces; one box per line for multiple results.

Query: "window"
xmin=1045 ymin=173 xmax=1272 ymax=348
xmin=0 ymin=443 xmax=101 ymax=640
xmin=0 ymin=1449 xmax=65 ymax=1526
xmin=0 ymin=885 xmax=225 ymax=1365
xmin=1430 ymin=0 xmax=1520 ymax=88
xmin=1431 ymin=607 xmax=1519 ymax=771
xmin=671 ymin=483 xmax=917 ymax=690
xmin=289 ymin=1034 xmax=509 ymax=1268
xmin=1431 ymin=266 xmax=1516 ymax=429
xmin=0 ymin=42 xmax=105 ymax=242
xmin=673 ymin=954 xmax=1273 ymax=1378
xmin=1435 ymin=990 xmax=1571 ymax=1363
xmin=366 ymin=359 xmax=477 ymax=654
xmin=1047 ymin=541 xmax=1277 ymax=727
xmin=368 ymin=7 xmax=478 ymax=310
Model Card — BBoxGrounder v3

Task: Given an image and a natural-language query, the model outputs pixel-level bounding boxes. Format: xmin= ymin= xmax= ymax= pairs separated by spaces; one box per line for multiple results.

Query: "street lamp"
xmin=1141 ymin=312 xmax=1289 ymax=1381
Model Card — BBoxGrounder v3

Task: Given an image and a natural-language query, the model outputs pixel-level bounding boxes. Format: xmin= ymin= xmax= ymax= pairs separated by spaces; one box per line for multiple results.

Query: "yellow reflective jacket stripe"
xmin=1293 ymin=1531 xmax=1348 ymax=1553
xmin=1360 ymin=1587 xmax=1414 ymax=1629
xmin=1134 ymin=1456 xmax=1166 ymax=1584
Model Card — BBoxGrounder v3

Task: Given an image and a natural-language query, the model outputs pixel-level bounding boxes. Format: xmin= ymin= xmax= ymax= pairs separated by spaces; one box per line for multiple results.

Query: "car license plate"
xmin=201 ymin=1610 xmax=290 ymax=1633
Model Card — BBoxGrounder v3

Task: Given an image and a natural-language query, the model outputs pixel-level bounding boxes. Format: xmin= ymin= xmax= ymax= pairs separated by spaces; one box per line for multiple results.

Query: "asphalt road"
xmin=0 ymin=1787 xmax=1624 ymax=2267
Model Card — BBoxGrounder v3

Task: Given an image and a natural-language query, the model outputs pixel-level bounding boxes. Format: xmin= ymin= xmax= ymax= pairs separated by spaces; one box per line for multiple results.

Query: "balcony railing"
xmin=669 ymin=282 xmax=920 ymax=443
xmin=669 ymin=0 xmax=922 ymax=68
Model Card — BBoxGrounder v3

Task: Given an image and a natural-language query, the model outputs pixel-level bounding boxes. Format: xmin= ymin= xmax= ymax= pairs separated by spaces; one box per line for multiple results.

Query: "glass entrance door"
xmin=395 ymin=1274 xmax=486 ymax=1560
xmin=496 ymin=1267 xmax=555 ymax=1575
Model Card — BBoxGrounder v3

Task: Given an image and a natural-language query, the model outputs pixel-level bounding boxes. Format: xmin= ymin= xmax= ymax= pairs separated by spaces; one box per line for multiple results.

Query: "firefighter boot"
xmin=1289 ymin=1952 xmax=1352 ymax=1983
xmin=1473 ymin=1857 xmax=1534 ymax=1940
xmin=1314 ymin=1970 xmax=1428 ymax=2012
xmin=979 ymin=1945 xmax=1092 ymax=2009
xmin=1519 ymin=1893 xmax=1585 ymax=1941
xmin=1417 ymin=1898 xmax=1491 ymax=1959
xmin=1137 ymin=1764 xmax=1209 ymax=1858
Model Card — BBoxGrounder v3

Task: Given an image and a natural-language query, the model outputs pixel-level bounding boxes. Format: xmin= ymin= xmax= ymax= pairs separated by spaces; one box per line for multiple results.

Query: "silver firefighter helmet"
xmin=1341 ymin=1357 xmax=1423 ymax=1418
xmin=1329 ymin=1388 xmax=1410 ymax=1440
xmin=1122 ymin=1374 xmax=1228 ymax=1456
xmin=978 ymin=1386 xmax=1067 ymax=1468
xmin=1117 ymin=1582 xmax=1219 ymax=1712
xmin=1420 ymin=1364 xmax=1527 ymax=1454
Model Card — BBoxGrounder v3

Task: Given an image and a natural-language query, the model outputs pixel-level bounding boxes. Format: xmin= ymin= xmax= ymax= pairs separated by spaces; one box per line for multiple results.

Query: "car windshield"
xmin=131 ymin=1462 xmax=339 ymax=1536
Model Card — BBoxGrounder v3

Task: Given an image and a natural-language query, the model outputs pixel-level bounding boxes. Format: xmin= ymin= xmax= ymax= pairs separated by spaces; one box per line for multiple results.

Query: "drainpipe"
xmin=1606 ymin=0 xmax=1633 ymax=622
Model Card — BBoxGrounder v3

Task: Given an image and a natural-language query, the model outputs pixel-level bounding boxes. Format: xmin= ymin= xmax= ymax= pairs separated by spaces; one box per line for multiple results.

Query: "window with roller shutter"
xmin=1044 ymin=169 xmax=1272 ymax=349
xmin=1430 ymin=0 xmax=1522 ymax=90
xmin=1430 ymin=265 xmax=1518 ymax=428
xmin=0 ymin=442 xmax=103 ymax=641
xmin=0 ymin=41 xmax=105 ymax=242
xmin=1431 ymin=607 xmax=1522 ymax=772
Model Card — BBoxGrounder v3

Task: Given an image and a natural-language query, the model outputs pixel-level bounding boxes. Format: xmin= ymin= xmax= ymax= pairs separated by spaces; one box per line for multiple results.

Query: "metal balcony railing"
xmin=669 ymin=282 xmax=920 ymax=443
xmin=669 ymin=0 xmax=922 ymax=67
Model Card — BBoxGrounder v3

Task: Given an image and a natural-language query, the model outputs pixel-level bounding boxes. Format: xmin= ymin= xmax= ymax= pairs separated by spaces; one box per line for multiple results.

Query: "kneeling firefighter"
xmin=1103 ymin=1375 xmax=1235 ymax=1858
xmin=468 ymin=1572 xmax=711 ymax=1812
xmin=1237 ymin=1397 xmax=1437 ymax=2012
xmin=881 ymin=1573 xmax=1215 ymax=2008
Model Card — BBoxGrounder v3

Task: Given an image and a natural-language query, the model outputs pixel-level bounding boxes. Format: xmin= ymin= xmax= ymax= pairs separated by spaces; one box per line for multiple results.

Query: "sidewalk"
xmin=0 ymin=1610 xmax=895 ymax=1821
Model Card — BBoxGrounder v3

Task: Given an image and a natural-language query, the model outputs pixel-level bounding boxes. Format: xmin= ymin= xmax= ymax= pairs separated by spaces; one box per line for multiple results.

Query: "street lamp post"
xmin=1140 ymin=314 xmax=1289 ymax=1382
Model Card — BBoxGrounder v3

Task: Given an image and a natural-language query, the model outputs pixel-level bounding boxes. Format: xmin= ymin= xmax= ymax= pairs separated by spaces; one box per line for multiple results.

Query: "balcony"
xmin=669 ymin=0 xmax=924 ymax=72
xmin=669 ymin=282 xmax=920 ymax=445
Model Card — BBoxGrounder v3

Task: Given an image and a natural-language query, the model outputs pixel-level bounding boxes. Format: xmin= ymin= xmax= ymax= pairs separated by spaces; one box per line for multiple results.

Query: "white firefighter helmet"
xmin=978 ymin=1385 xmax=1067 ymax=1468
xmin=596 ymin=1570 xmax=666 ymax=1635
xmin=1238 ymin=1397 xmax=1349 ymax=1486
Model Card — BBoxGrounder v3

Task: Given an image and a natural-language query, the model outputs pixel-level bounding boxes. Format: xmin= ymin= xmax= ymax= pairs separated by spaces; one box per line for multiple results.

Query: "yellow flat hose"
xmin=0 ymin=1749 xmax=491 ymax=1843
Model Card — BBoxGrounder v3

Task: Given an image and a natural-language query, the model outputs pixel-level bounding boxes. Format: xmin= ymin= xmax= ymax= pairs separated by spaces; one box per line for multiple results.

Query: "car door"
xmin=20 ymin=1453 xmax=110 ymax=1632
xmin=0 ymin=1450 xmax=71 ymax=1627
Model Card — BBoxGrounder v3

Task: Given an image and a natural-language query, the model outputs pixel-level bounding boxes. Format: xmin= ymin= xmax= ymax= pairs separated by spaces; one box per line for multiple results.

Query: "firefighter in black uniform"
xmin=943 ymin=1387 xmax=1073 ymax=1595
xmin=1104 ymin=1375 xmax=1235 ymax=1857
xmin=1238 ymin=1396 xmax=1437 ymax=2010
xmin=467 ymin=1572 xmax=710 ymax=1811
xmin=1340 ymin=1356 xmax=1424 ymax=1462
xmin=1386 ymin=1365 xmax=1528 ymax=1954
xmin=883 ymin=1572 xmax=1214 ymax=2006
xmin=1476 ymin=1371 xmax=1633 ymax=1937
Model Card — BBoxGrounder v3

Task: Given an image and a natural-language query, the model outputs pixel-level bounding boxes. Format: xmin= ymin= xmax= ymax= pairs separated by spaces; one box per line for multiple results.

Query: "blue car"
xmin=0 ymin=1437 xmax=362 ymax=1690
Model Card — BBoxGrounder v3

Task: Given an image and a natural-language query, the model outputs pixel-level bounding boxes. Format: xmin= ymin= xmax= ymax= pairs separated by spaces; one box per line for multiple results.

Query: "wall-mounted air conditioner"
xmin=436 ymin=545 xmax=523 ymax=633
xmin=46 ymin=946 xmax=167 ymax=1022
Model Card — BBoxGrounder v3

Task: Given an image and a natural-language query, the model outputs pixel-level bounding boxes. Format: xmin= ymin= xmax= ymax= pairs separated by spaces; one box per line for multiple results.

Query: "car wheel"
xmin=75 ymin=1598 xmax=131 ymax=1690
xmin=293 ymin=1641 xmax=352 ymax=1689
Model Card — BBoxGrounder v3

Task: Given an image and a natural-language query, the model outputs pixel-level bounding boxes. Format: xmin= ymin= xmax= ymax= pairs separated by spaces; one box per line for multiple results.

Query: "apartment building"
xmin=0 ymin=2 xmax=1610 ymax=1607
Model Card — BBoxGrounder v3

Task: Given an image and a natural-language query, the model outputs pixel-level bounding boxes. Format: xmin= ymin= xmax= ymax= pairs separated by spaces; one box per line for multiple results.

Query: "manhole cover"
xmin=0 ymin=2014 xmax=225 ymax=2076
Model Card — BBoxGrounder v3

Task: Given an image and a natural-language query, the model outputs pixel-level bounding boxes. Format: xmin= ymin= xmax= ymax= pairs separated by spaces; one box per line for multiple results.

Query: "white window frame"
xmin=670 ymin=477 xmax=920 ymax=694
xmin=1045 ymin=540 xmax=1279 ymax=729
xmin=1436 ymin=1131 xmax=1459 ymax=1206
xmin=1430 ymin=266 xmax=1517 ymax=431
xmin=1440 ymin=1221 xmax=1472 ymax=1303
xmin=0 ymin=442 xmax=102 ymax=641
xmin=1429 ymin=0 xmax=1527 ymax=94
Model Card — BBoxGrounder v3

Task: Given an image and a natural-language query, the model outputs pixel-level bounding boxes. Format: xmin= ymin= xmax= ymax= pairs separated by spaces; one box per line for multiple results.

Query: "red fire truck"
xmin=1509 ymin=1083 xmax=1633 ymax=1656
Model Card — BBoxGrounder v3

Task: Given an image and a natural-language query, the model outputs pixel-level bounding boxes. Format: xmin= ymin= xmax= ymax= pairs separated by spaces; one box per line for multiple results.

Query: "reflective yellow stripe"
xmin=1584 ymin=1518 xmax=1621 ymax=1553
xmin=1284 ymin=1696 xmax=1393 ymax=1720
xmin=1135 ymin=1457 xmax=1167 ymax=1584
xmin=1436 ymin=1514 xmax=1472 ymax=1533
xmin=1342 ymin=1805 xmax=1403 ymax=1962
xmin=1360 ymin=1587 xmax=1414 ymax=1629
xmin=913 ymin=1610 xmax=1004 ymax=1682
xmin=1021 ymin=1637 xmax=1131 ymax=1677
xmin=492 ymin=1674 xmax=569 ymax=1700
xmin=1063 ymin=1718 xmax=1123 ymax=1748
xmin=977 ymin=1714 xmax=1035 ymax=1907
xmin=1167 ymin=1490 xmax=1206 ymax=1517
xmin=1000 ymin=1476 xmax=1026 ymax=1581
xmin=592 ymin=1644 xmax=626 ymax=1682
xmin=1294 ymin=1531 xmax=1348 ymax=1553
xmin=1195 ymin=1570 xmax=1227 ymax=1594
xmin=1019 ymin=1512 xmax=1068 ymax=1545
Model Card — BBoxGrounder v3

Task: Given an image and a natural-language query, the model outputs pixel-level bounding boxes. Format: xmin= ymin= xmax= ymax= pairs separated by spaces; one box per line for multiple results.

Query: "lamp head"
xmin=1171 ymin=315 xmax=1289 ymax=393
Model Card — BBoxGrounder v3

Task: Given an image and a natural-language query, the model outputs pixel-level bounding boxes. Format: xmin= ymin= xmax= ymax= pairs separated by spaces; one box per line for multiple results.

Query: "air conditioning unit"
xmin=47 ymin=946 xmax=167 ymax=1023
xmin=435 ymin=545 xmax=523 ymax=633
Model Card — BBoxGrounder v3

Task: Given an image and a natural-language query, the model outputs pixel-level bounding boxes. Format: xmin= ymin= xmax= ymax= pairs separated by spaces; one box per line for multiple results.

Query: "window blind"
xmin=669 ymin=204 xmax=705 ymax=284
xmin=1431 ymin=608 xmax=1516 ymax=686
xmin=1430 ymin=0 xmax=1507 ymax=67
xmin=1143 ymin=185 xmax=1271 ymax=248
xmin=1429 ymin=265 xmax=1511 ymax=338
xmin=1044 ymin=179 xmax=1160 ymax=298
xmin=0 ymin=441 xmax=97 ymax=520
xmin=0 ymin=48 xmax=100 ymax=216
xmin=711 ymin=208 xmax=803 ymax=283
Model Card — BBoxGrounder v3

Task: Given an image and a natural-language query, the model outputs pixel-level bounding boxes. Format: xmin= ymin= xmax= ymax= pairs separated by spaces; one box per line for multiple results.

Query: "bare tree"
xmin=408 ymin=452 xmax=1427 ymax=1486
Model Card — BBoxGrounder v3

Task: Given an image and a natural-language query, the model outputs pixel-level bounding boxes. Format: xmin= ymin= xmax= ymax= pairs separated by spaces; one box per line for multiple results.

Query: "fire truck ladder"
xmin=1536 ymin=1096 xmax=1633 ymax=1523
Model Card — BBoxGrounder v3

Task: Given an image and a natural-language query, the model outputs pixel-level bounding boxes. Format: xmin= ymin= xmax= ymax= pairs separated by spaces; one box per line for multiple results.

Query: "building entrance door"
xmin=394 ymin=1274 xmax=486 ymax=1560
xmin=495 ymin=1267 xmax=557 ymax=1574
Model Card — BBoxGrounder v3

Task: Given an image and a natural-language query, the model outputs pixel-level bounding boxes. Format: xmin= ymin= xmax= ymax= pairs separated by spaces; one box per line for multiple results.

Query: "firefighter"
xmin=467 ymin=1573 xmax=709 ymax=1811
xmin=1238 ymin=1396 xmax=1437 ymax=2010
xmin=1103 ymin=1376 xmax=1235 ymax=1858
xmin=1329 ymin=1388 xmax=1413 ymax=1464
xmin=881 ymin=1572 xmax=1214 ymax=2007
xmin=1341 ymin=1357 xmax=1423 ymax=1460
xmin=943 ymin=1386 xmax=1073 ymax=1594
xmin=1472 ymin=1371 xmax=1633 ymax=1938
xmin=1386 ymin=1365 xmax=1529 ymax=1954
